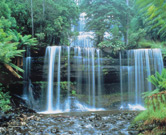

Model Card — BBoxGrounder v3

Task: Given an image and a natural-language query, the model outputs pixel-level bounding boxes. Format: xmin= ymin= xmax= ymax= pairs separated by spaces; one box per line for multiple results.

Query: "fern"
xmin=0 ymin=83 xmax=11 ymax=112
xmin=146 ymin=69 xmax=166 ymax=93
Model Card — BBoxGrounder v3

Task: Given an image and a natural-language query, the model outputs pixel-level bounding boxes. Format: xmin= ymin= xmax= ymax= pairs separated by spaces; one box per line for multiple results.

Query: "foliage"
xmin=142 ymin=69 xmax=166 ymax=98
xmin=60 ymin=81 xmax=76 ymax=96
xmin=102 ymin=68 xmax=109 ymax=75
xmin=10 ymin=31 xmax=38 ymax=49
xmin=98 ymin=39 xmax=125 ymax=52
xmin=80 ymin=0 xmax=130 ymax=47
xmin=133 ymin=69 xmax=166 ymax=134
xmin=0 ymin=17 xmax=24 ymax=75
xmin=136 ymin=0 xmax=166 ymax=40
xmin=0 ymin=83 xmax=11 ymax=112
xmin=6 ymin=0 xmax=79 ymax=45
xmin=0 ymin=0 xmax=38 ymax=78
xmin=128 ymin=29 xmax=146 ymax=49
xmin=71 ymin=90 xmax=76 ymax=96
xmin=133 ymin=101 xmax=166 ymax=134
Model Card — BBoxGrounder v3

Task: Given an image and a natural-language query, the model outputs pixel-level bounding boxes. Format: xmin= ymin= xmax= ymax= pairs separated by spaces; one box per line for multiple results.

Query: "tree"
xmin=80 ymin=0 xmax=131 ymax=50
xmin=136 ymin=0 xmax=166 ymax=40
xmin=0 ymin=0 xmax=37 ymax=78
xmin=7 ymin=0 xmax=79 ymax=45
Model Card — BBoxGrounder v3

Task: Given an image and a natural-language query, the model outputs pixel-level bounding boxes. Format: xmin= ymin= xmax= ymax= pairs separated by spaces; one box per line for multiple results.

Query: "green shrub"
xmin=0 ymin=83 xmax=11 ymax=112
xmin=134 ymin=102 xmax=166 ymax=123
xmin=143 ymin=69 xmax=166 ymax=98
xmin=133 ymin=69 xmax=166 ymax=134
xmin=71 ymin=90 xmax=76 ymax=96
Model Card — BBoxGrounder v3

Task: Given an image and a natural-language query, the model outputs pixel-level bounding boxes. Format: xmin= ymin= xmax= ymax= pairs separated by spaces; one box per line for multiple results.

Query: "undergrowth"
xmin=133 ymin=69 xmax=166 ymax=135
xmin=133 ymin=101 xmax=166 ymax=135
xmin=0 ymin=83 xmax=11 ymax=113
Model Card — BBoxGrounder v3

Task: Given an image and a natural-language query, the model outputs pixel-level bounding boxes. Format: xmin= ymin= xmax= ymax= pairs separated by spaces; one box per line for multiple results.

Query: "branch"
xmin=4 ymin=64 xmax=21 ymax=79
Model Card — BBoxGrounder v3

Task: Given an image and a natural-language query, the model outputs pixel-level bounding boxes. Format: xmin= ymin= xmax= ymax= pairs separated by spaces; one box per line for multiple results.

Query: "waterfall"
xmin=23 ymin=57 xmax=31 ymax=99
xmin=71 ymin=13 xmax=94 ymax=48
xmin=46 ymin=47 xmax=56 ymax=111
xmin=23 ymin=54 xmax=35 ymax=108
xmin=24 ymin=11 xmax=165 ymax=112
xmin=43 ymin=46 xmax=62 ymax=112
xmin=66 ymin=47 xmax=71 ymax=111
xmin=38 ymin=12 xmax=104 ymax=113
xmin=120 ymin=49 xmax=164 ymax=110
xmin=41 ymin=47 xmax=103 ymax=113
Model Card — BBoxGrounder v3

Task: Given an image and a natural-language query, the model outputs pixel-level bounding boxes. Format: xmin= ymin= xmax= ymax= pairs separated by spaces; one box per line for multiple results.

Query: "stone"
xmin=68 ymin=131 xmax=74 ymax=134
xmin=21 ymin=122 xmax=26 ymax=126
xmin=0 ymin=127 xmax=6 ymax=134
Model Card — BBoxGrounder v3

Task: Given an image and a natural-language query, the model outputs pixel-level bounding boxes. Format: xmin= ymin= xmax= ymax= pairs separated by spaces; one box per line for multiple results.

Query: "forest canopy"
xmin=0 ymin=0 xmax=79 ymax=78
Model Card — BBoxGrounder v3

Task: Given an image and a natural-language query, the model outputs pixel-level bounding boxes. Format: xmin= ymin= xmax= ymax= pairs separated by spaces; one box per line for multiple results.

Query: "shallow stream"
xmin=1 ymin=110 xmax=139 ymax=135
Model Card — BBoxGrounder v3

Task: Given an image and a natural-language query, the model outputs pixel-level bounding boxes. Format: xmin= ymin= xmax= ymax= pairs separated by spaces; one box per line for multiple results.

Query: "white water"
xmin=23 ymin=57 xmax=31 ymax=100
xmin=47 ymin=47 xmax=56 ymax=111
xmin=71 ymin=13 xmax=94 ymax=48
xmin=40 ymin=12 xmax=104 ymax=113
xmin=43 ymin=46 xmax=62 ymax=113
xmin=120 ymin=49 xmax=164 ymax=110
xmin=67 ymin=47 xmax=71 ymax=111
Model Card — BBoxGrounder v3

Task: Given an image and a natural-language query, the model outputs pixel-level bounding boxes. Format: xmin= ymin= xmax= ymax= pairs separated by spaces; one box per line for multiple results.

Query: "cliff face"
xmin=26 ymin=47 xmax=121 ymax=98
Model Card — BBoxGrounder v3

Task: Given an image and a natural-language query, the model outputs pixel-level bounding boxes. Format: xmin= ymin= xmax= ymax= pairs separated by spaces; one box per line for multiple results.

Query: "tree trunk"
xmin=126 ymin=0 xmax=129 ymax=46
xmin=4 ymin=64 xmax=21 ymax=79
xmin=31 ymin=0 xmax=34 ymax=37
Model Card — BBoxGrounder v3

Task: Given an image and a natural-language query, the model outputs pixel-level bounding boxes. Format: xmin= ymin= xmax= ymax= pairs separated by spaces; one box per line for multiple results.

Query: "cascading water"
xmin=71 ymin=12 xmax=94 ymax=48
xmin=23 ymin=47 xmax=35 ymax=108
xmin=23 ymin=57 xmax=31 ymax=99
xmin=39 ymin=13 xmax=104 ymax=113
xmin=42 ymin=46 xmax=62 ymax=113
xmin=120 ymin=49 xmax=164 ymax=110
xmin=23 ymin=12 xmax=165 ymax=113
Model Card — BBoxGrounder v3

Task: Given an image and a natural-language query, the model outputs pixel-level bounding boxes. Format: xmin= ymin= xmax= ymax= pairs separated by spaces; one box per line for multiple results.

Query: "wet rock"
xmin=0 ymin=127 xmax=6 ymax=134
xmin=68 ymin=131 xmax=74 ymax=134
xmin=20 ymin=122 xmax=26 ymax=126
xmin=2 ymin=111 xmax=138 ymax=134
xmin=118 ymin=123 xmax=125 ymax=128
xmin=51 ymin=129 xmax=57 ymax=134
xmin=89 ymin=117 xmax=94 ymax=122
xmin=111 ymin=127 xmax=118 ymax=131
xmin=34 ymin=116 xmax=40 ymax=121
xmin=110 ymin=120 xmax=116 ymax=124
xmin=128 ymin=131 xmax=139 ymax=135
xmin=95 ymin=124 xmax=100 ymax=127
xmin=95 ymin=114 xmax=102 ymax=120
xmin=54 ymin=127 xmax=60 ymax=133
xmin=69 ymin=121 xmax=74 ymax=125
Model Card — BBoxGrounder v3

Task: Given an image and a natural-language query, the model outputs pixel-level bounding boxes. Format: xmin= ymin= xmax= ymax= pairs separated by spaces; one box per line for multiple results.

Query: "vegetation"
xmin=80 ymin=0 xmax=129 ymax=51
xmin=0 ymin=0 xmax=78 ymax=112
xmin=0 ymin=1 xmax=166 ymax=133
xmin=79 ymin=0 xmax=166 ymax=52
xmin=0 ymin=0 xmax=38 ymax=78
xmin=0 ymin=0 xmax=79 ymax=77
xmin=133 ymin=69 xmax=166 ymax=134
xmin=136 ymin=0 xmax=166 ymax=40
xmin=0 ymin=83 xmax=11 ymax=112
xmin=6 ymin=0 xmax=79 ymax=45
